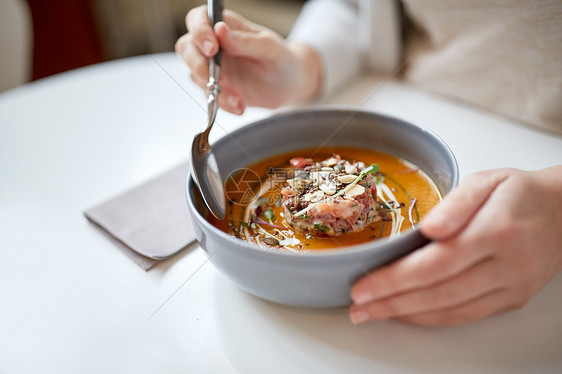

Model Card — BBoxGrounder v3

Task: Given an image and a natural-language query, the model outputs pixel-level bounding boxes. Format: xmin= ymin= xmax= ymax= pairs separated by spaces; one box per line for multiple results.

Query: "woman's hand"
xmin=349 ymin=166 xmax=562 ymax=326
xmin=175 ymin=6 xmax=321 ymax=114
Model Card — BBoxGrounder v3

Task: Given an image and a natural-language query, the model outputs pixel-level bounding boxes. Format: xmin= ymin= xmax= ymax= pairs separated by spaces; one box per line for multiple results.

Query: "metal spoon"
xmin=190 ymin=0 xmax=225 ymax=219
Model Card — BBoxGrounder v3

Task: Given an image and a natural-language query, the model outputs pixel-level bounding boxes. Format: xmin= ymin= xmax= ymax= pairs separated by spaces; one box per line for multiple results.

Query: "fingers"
xmin=215 ymin=21 xmax=282 ymax=60
xmin=348 ymin=167 xmax=562 ymax=327
xmin=178 ymin=6 xmax=287 ymax=113
xmin=222 ymin=10 xmax=262 ymax=33
xmin=176 ymin=34 xmax=208 ymax=90
xmin=350 ymin=172 xmax=512 ymax=313
xmin=219 ymin=87 xmax=245 ymax=115
xmin=175 ymin=33 xmax=244 ymax=114
xmin=421 ymin=170 xmax=510 ymax=240
xmin=184 ymin=7 xmax=263 ymax=59
xmin=349 ymin=258 xmax=503 ymax=324
xmin=186 ymin=5 xmax=219 ymax=58
xmin=178 ymin=6 xmax=269 ymax=115
xmin=394 ymin=290 xmax=514 ymax=326
xmin=351 ymin=235 xmax=491 ymax=305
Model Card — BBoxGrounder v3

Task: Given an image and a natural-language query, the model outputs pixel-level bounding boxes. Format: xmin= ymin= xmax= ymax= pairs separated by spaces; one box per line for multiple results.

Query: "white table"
xmin=1 ymin=53 xmax=561 ymax=373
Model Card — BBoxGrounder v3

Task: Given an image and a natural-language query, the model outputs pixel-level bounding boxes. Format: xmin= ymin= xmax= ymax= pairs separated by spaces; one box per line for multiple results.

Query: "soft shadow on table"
xmin=212 ymin=272 xmax=562 ymax=374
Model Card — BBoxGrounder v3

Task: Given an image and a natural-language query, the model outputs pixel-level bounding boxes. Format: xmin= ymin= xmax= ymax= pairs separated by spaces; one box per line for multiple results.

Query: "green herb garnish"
xmin=313 ymin=223 xmax=330 ymax=233
xmin=358 ymin=163 xmax=380 ymax=179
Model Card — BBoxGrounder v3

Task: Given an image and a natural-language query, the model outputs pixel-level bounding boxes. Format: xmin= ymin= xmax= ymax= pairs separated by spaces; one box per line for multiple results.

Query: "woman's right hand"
xmin=175 ymin=6 xmax=321 ymax=114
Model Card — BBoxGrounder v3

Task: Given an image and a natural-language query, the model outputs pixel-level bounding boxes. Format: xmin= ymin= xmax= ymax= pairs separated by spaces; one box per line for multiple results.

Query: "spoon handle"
xmin=207 ymin=0 xmax=223 ymax=66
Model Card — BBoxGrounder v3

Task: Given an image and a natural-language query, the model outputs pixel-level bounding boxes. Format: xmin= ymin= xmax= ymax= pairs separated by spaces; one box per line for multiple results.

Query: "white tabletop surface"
xmin=1 ymin=53 xmax=561 ymax=373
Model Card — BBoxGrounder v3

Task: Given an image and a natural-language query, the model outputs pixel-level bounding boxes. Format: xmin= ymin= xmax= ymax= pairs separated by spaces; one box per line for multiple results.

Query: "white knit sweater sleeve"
xmin=288 ymin=0 xmax=363 ymax=98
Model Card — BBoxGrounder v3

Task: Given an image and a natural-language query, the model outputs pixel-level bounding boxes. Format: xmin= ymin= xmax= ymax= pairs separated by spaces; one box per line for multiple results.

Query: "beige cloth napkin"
xmin=84 ymin=162 xmax=196 ymax=270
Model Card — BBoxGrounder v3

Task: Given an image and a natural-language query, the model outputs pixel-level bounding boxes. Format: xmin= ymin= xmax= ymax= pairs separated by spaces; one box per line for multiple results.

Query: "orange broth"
xmin=208 ymin=147 xmax=442 ymax=251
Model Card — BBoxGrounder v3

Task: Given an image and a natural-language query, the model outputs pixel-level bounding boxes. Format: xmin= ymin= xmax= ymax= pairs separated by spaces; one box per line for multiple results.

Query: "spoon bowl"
xmin=191 ymin=121 xmax=225 ymax=219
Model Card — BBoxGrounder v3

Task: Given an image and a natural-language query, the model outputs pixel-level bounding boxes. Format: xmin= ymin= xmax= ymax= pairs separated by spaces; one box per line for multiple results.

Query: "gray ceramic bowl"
xmin=186 ymin=108 xmax=458 ymax=307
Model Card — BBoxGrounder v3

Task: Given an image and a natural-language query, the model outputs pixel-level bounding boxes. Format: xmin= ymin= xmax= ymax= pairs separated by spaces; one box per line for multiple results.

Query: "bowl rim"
xmin=186 ymin=106 xmax=459 ymax=259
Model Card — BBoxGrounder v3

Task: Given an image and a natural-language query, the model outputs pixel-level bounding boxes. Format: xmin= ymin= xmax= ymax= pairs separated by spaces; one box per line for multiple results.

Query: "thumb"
xmin=215 ymin=22 xmax=280 ymax=60
xmin=421 ymin=170 xmax=510 ymax=240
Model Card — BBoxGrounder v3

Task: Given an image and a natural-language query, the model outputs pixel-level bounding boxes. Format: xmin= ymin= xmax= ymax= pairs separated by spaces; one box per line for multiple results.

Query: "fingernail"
xmin=202 ymin=40 xmax=214 ymax=56
xmin=227 ymin=95 xmax=240 ymax=110
xmin=350 ymin=309 xmax=370 ymax=324
xmin=425 ymin=210 xmax=452 ymax=231
xmin=352 ymin=290 xmax=374 ymax=305
xmin=220 ymin=22 xmax=230 ymax=37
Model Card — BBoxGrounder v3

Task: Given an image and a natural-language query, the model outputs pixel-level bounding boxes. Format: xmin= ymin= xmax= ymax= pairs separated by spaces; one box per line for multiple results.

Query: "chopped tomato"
xmin=289 ymin=157 xmax=313 ymax=169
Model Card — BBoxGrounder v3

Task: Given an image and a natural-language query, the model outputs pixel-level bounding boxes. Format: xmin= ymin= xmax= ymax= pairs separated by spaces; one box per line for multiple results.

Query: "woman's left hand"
xmin=349 ymin=166 xmax=562 ymax=326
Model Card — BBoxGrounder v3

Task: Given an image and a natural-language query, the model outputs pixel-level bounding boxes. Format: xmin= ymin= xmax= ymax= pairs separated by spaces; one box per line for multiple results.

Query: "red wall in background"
xmin=27 ymin=0 xmax=104 ymax=80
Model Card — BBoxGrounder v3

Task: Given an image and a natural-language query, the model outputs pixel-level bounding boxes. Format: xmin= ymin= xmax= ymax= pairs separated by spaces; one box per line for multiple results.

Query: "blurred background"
xmin=0 ymin=0 xmax=304 ymax=92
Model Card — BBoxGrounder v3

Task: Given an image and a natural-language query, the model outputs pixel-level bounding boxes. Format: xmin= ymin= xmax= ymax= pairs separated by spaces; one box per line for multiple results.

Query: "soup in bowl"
xmin=186 ymin=108 xmax=458 ymax=307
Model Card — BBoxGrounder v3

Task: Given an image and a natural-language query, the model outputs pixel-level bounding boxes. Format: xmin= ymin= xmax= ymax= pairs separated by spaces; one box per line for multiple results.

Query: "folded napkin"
xmin=84 ymin=162 xmax=196 ymax=270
